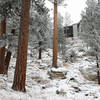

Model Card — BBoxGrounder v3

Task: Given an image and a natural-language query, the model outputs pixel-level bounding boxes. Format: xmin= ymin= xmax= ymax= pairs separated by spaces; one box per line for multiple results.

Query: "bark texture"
xmin=0 ymin=19 xmax=6 ymax=74
xmin=52 ymin=0 xmax=58 ymax=68
xmin=12 ymin=0 xmax=30 ymax=92
xmin=0 ymin=19 xmax=6 ymax=35
xmin=0 ymin=46 xmax=6 ymax=74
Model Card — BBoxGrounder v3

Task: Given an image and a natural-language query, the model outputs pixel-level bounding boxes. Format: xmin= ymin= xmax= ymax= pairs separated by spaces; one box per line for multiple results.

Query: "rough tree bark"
xmin=1 ymin=19 xmax=6 ymax=35
xmin=0 ymin=46 xmax=6 ymax=74
xmin=12 ymin=0 xmax=30 ymax=92
xmin=52 ymin=0 xmax=58 ymax=68
xmin=5 ymin=51 xmax=12 ymax=74
xmin=0 ymin=19 xmax=6 ymax=74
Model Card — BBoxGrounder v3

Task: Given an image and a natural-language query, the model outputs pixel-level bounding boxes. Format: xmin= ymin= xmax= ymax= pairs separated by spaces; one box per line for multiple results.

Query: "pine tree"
xmin=12 ymin=0 xmax=30 ymax=92
xmin=80 ymin=0 xmax=100 ymax=84
xmin=94 ymin=0 xmax=100 ymax=84
xmin=49 ymin=0 xmax=65 ymax=67
xmin=52 ymin=0 xmax=58 ymax=67
xmin=0 ymin=0 xmax=20 ymax=74
xmin=30 ymin=0 xmax=50 ymax=59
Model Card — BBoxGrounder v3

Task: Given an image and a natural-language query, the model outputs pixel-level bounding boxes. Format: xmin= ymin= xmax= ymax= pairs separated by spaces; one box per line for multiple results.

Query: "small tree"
xmin=30 ymin=0 xmax=50 ymax=59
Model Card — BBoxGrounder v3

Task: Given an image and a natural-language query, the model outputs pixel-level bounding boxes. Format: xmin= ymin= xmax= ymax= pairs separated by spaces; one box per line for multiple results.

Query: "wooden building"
xmin=64 ymin=22 xmax=81 ymax=38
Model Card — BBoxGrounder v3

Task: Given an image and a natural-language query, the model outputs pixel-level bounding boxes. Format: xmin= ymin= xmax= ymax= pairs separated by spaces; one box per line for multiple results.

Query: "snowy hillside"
xmin=0 ymin=38 xmax=100 ymax=100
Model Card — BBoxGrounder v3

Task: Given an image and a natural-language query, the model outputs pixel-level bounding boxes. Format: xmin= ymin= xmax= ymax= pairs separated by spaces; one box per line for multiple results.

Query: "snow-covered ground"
xmin=0 ymin=38 xmax=100 ymax=100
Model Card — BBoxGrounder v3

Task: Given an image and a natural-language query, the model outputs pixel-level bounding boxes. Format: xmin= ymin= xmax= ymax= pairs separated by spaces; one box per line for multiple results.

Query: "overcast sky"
xmin=45 ymin=0 xmax=87 ymax=24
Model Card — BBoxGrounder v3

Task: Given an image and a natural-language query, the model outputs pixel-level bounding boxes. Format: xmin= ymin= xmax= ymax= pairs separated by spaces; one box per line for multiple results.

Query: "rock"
xmin=78 ymin=47 xmax=85 ymax=52
xmin=87 ymin=50 xmax=97 ymax=56
xmin=56 ymin=89 xmax=66 ymax=96
xmin=0 ymin=78 xmax=7 ymax=90
xmin=39 ymin=63 xmax=51 ymax=70
xmin=94 ymin=96 xmax=98 ymax=99
xmin=48 ymin=68 xmax=67 ymax=79
xmin=36 ymin=79 xmax=49 ymax=84
xmin=39 ymin=63 xmax=48 ymax=69
xmin=42 ymin=86 xmax=46 ymax=89
xmin=65 ymin=49 xmax=77 ymax=63
xmin=31 ymin=76 xmax=40 ymax=80
xmin=85 ymin=94 xmax=89 ymax=96
xmin=72 ymin=86 xmax=81 ymax=93
xmin=79 ymin=65 xmax=97 ymax=81
xmin=69 ymin=78 xmax=75 ymax=81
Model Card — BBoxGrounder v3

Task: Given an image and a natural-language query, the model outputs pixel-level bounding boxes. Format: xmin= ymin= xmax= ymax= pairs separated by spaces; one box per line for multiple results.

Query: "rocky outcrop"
xmin=79 ymin=65 xmax=97 ymax=81
xmin=48 ymin=68 xmax=67 ymax=79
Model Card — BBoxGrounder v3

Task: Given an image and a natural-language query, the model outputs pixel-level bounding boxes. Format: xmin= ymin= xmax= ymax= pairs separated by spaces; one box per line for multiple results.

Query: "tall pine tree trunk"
xmin=0 ymin=19 xmax=6 ymax=74
xmin=52 ymin=0 xmax=58 ymax=68
xmin=12 ymin=0 xmax=30 ymax=92
xmin=5 ymin=51 xmax=12 ymax=74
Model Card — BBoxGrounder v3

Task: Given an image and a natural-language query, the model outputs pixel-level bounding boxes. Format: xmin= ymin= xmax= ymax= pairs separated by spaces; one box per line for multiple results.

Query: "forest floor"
xmin=0 ymin=38 xmax=100 ymax=100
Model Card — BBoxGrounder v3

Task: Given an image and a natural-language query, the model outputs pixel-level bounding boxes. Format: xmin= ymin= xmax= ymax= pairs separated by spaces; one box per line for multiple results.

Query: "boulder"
xmin=79 ymin=65 xmax=97 ymax=81
xmin=48 ymin=67 xmax=67 ymax=79
xmin=56 ymin=89 xmax=66 ymax=96
xmin=71 ymin=86 xmax=81 ymax=93
xmin=65 ymin=49 xmax=77 ymax=63
xmin=39 ymin=63 xmax=51 ymax=70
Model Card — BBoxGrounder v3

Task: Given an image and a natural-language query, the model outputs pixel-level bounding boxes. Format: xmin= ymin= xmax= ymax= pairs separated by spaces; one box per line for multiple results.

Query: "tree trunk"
xmin=38 ymin=41 xmax=42 ymax=59
xmin=39 ymin=48 xmax=42 ymax=59
xmin=0 ymin=19 xmax=6 ymax=74
xmin=52 ymin=0 xmax=58 ymax=68
xmin=12 ymin=0 xmax=30 ymax=92
xmin=0 ymin=46 xmax=6 ymax=74
xmin=5 ymin=51 xmax=12 ymax=74
xmin=0 ymin=19 xmax=6 ymax=35
xmin=96 ymin=55 xmax=100 ymax=84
